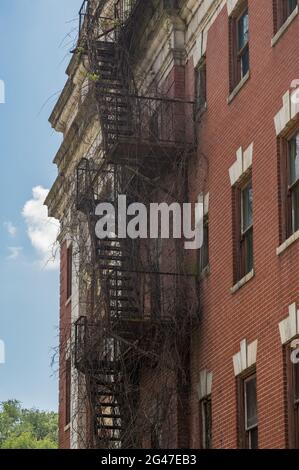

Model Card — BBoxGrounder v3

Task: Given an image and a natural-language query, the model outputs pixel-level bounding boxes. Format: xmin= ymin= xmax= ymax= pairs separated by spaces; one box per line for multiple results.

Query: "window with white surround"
xmin=273 ymin=0 xmax=298 ymax=33
xmin=195 ymin=56 xmax=207 ymax=113
xmin=233 ymin=175 xmax=253 ymax=283
xmin=229 ymin=1 xmax=250 ymax=91
xmin=285 ymin=340 xmax=299 ymax=448
xmin=237 ymin=371 xmax=258 ymax=449
xmin=200 ymin=396 xmax=212 ymax=449
xmin=288 ymin=132 xmax=299 ymax=234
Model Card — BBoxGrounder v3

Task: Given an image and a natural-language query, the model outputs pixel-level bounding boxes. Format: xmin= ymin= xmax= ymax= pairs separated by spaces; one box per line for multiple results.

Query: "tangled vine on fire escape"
xmin=74 ymin=0 xmax=199 ymax=449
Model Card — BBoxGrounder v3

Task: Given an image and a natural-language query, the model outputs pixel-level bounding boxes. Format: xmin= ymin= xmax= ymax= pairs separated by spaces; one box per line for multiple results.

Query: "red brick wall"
xmin=186 ymin=1 xmax=299 ymax=449
xmin=58 ymin=241 xmax=71 ymax=449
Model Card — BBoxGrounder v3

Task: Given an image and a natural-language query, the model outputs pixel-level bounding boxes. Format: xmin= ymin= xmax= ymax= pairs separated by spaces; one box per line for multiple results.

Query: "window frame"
xmin=66 ymin=244 xmax=72 ymax=300
xmin=65 ymin=358 xmax=71 ymax=426
xmin=236 ymin=7 xmax=249 ymax=80
xmin=199 ymin=214 xmax=209 ymax=274
xmin=237 ymin=368 xmax=258 ymax=449
xmin=285 ymin=341 xmax=299 ymax=448
xmin=279 ymin=130 xmax=299 ymax=242
xmin=195 ymin=56 xmax=207 ymax=114
xmin=273 ymin=0 xmax=298 ymax=33
xmin=229 ymin=1 xmax=250 ymax=92
xmin=199 ymin=395 xmax=212 ymax=449
xmin=233 ymin=175 xmax=254 ymax=283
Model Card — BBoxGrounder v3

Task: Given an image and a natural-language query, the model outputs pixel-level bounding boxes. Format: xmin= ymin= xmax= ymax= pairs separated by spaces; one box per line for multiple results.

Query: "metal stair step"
xmin=96 ymin=424 xmax=123 ymax=431
xmin=110 ymin=306 xmax=139 ymax=312
xmin=97 ymin=413 xmax=122 ymax=420
xmin=97 ymin=436 xmax=121 ymax=442
xmin=98 ymin=255 xmax=128 ymax=262
xmin=99 ymin=402 xmax=119 ymax=408
xmin=110 ymin=296 xmax=134 ymax=302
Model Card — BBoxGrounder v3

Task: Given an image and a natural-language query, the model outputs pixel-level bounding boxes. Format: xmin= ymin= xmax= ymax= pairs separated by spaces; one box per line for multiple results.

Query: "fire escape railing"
xmin=79 ymin=0 xmax=89 ymax=36
xmin=114 ymin=0 xmax=139 ymax=25
xmin=98 ymin=93 xmax=196 ymax=154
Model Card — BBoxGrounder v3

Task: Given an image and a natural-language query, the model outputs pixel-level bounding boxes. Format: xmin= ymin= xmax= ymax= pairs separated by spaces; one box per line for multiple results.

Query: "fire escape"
xmin=74 ymin=0 xmax=197 ymax=449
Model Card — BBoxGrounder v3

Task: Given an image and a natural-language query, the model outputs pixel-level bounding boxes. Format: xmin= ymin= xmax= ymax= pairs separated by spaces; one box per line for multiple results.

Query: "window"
xmin=285 ymin=342 xmax=299 ymax=448
xmin=65 ymin=358 xmax=71 ymax=426
xmin=229 ymin=2 xmax=249 ymax=91
xmin=288 ymin=133 xmax=299 ymax=234
xmin=238 ymin=372 xmax=258 ymax=449
xmin=200 ymin=396 xmax=212 ymax=449
xmin=280 ymin=131 xmax=299 ymax=240
xmin=274 ymin=0 xmax=298 ymax=32
xmin=199 ymin=215 xmax=209 ymax=273
xmin=233 ymin=177 xmax=253 ymax=282
xmin=66 ymin=245 xmax=72 ymax=300
xmin=195 ymin=57 xmax=207 ymax=113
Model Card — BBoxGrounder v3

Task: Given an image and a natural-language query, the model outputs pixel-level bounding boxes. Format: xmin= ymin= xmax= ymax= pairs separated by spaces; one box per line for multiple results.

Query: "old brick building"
xmin=46 ymin=0 xmax=299 ymax=449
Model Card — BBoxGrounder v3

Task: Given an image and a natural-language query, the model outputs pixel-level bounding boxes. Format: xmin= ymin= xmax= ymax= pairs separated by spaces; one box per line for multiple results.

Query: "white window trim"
xmin=277 ymin=228 xmax=299 ymax=255
xmin=229 ymin=142 xmax=254 ymax=186
xmin=279 ymin=303 xmax=299 ymax=345
xmin=274 ymin=89 xmax=299 ymax=137
xmin=233 ymin=338 xmax=258 ymax=376
xmin=197 ymin=369 xmax=213 ymax=400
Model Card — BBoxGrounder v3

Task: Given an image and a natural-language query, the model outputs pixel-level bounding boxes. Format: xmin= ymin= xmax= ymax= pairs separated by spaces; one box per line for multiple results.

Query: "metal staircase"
xmin=74 ymin=0 xmax=197 ymax=448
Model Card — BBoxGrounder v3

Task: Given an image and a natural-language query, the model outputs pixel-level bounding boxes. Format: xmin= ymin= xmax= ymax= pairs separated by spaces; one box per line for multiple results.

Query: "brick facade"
xmin=58 ymin=241 xmax=71 ymax=449
xmin=48 ymin=0 xmax=299 ymax=449
xmin=187 ymin=1 xmax=299 ymax=449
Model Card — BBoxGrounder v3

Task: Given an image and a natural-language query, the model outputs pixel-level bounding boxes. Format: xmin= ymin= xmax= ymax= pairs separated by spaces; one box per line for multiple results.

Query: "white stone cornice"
xmin=229 ymin=142 xmax=253 ymax=186
xmin=279 ymin=303 xmax=299 ymax=345
xmin=197 ymin=369 xmax=213 ymax=400
xmin=233 ymin=338 xmax=258 ymax=376
xmin=274 ymin=89 xmax=299 ymax=136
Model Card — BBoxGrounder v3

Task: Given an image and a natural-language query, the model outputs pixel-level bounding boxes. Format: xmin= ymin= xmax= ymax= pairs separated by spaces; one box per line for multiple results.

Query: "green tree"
xmin=0 ymin=400 xmax=58 ymax=449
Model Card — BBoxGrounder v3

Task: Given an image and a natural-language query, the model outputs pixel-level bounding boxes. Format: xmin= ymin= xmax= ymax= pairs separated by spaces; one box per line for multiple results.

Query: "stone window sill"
xmin=271 ymin=6 xmax=299 ymax=47
xmin=231 ymin=269 xmax=255 ymax=294
xmin=65 ymin=296 xmax=72 ymax=307
xmin=64 ymin=423 xmax=71 ymax=432
xmin=227 ymin=71 xmax=250 ymax=104
xmin=277 ymin=229 xmax=299 ymax=256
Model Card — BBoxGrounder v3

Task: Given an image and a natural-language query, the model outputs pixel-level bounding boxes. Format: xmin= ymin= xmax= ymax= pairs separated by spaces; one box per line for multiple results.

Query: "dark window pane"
xmin=242 ymin=182 xmax=253 ymax=232
xmin=293 ymin=184 xmax=299 ymax=232
xmin=67 ymin=246 xmax=72 ymax=299
xmin=288 ymin=0 xmax=298 ymax=16
xmin=249 ymin=427 xmax=258 ymax=449
xmin=202 ymin=398 xmax=212 ymax=449
xmin=195 ymin=60 xmax=207 ymax=111
xmin=288 ymin=133 xmax=299 ymax=186
xmin=245 ymin=227 xmax=253 ymax=273
xmin=199 ymin=219 xmax=209 ymax=272
xmin=245 ymin=376 xmax=258 ymax=430
xmin=241 ymin=46 xmax=249 ymax=77
xmin=238 ymin=10 xmax=249 ymax=50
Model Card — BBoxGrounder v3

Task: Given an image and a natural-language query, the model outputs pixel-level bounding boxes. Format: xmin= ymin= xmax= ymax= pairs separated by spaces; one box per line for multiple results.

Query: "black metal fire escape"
xmin=74 ymin=0 xmax=197 ymax=449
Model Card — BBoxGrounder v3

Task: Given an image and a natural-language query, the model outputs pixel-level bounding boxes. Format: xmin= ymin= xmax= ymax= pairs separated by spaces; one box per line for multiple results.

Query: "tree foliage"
xmin=0 ymin=400 xmax=58 ymax=449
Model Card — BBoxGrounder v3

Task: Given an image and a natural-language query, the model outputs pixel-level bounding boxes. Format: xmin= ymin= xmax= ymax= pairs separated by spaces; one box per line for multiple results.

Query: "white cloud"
xmin=7 ymin=246 xmax=22 ymax=260
xmin=22 ymin=186 xmax=60 ymax=270
xmin=4 ymin=221 xmax=17 ymax=237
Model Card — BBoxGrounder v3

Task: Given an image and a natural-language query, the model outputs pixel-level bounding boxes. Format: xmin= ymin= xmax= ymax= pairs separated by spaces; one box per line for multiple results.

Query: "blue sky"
xmin=0 ymin=0 xmax=82 ymax=411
